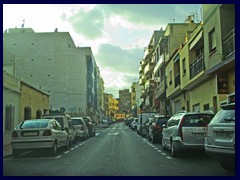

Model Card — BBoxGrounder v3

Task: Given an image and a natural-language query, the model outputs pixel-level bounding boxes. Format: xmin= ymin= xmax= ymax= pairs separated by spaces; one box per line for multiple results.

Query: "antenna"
xmin=21 ymin=19 xmax=25 ymax=28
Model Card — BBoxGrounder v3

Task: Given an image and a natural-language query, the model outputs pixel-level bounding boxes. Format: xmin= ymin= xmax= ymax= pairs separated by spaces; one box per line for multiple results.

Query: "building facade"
xmin=3 ymin=28 xmax=104 ymax=118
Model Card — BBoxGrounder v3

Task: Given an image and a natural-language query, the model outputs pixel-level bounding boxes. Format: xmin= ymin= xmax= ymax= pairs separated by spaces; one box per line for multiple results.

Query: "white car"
xmin=11 ymin=119 xmax=69 ymax=157
xmin=130 ymin=118 xmax=138 ymax=130
xmin=205 ymin=95 xmax=235 ymax=173
xmin=71 ymin=117 xmax=89 ymax=140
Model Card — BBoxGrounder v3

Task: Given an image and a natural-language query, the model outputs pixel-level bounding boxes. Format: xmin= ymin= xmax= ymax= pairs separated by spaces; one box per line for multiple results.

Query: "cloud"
xmin=61 ymin=6 xmax=105 ymax=39
xmin=95 ymin=43 xmax=142 ymax=96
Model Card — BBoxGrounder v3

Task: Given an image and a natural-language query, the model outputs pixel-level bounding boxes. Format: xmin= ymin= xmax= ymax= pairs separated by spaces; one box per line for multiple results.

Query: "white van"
xmin=42 ymin=113 xmax=76 ymax=146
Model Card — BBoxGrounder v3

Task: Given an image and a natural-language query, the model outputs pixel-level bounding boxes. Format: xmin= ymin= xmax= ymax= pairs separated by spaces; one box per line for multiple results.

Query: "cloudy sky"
xmin=3 ymin=4 xmax=202 ymax=98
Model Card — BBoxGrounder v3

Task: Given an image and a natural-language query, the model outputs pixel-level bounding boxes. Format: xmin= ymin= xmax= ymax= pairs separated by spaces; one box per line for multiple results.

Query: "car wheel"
xmin=220 ymin=162 xmax=235 ymax=173
xmin=162 ymin=139 xmax=166 ymax=150
xmin=51 ymin=142 xmax=57 ymax=155
xmin=171 ymin=142 xmax=177 ymax=157
xmin=152 ymin=135 xmax=156 ymax=144
xmin=12 ymin=149 xmax=21 ymax=157
xmin=65 ymin=139 xmax=69 ymax=150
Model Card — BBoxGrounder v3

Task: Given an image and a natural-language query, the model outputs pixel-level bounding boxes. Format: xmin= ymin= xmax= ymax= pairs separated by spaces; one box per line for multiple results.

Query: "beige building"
xmin=3 ymin=27 xmax=104 ymax=117
xmin=3 ymin=70 xmax=50 ymax=147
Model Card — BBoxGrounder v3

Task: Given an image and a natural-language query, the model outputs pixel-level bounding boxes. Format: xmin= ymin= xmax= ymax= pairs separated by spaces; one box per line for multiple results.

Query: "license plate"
xmin=194 ymin=133 xmax=206 ymax=137
xmin=23 ymin=131 xmax=38 ymax=136
xmin=216 ymin=131 xmax=232 ymax=138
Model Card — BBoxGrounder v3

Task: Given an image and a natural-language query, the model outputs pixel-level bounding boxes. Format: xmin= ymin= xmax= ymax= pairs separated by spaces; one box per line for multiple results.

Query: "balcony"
xmin=154 ymin=81 xmax=165 ymax=99
xmin=144 ymin=62 xmax=154 ymax=75
xmin=190 ymin=54 xmax=205 ymax=79
xmin=222 ymin=28 xmax=235 ymax=59
xmin=153 ymin=55 xmax=164 ymax=75
xmin=143 ymin=45 xmax=154 ymax=59
xmin=145 ymin=79 xmax=154 ymax=92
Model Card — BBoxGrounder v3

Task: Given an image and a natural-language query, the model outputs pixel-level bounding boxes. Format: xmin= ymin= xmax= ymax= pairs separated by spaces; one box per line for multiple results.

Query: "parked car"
xmin=162 ymin=111 xmax=214 ymax=157
xmin=137 ymin=112 xmax=158 ymax=135
xmin=83 ymin=117 xmax=96 ymax=137
xmin=71 ymin=117 xmax=89 ymax=140
xmin=11 ymin=119 xmax=69 ymax=157
xmin=125 ymin=118 xmax=133 ymax=126
xmin=141 ymin=117 xmax=152 ymax=137
xmin=148 ymin=115 xmax=170 ymax=143
xmin=42 ymin=113 xmax=76 ymax=145
xmin=130 ymin=118 xmax=138 ymax=130
xmin=100 ymin=118 xmax=110 ymax=128
xmin=205 ymin=94 xmax=235 ymax=173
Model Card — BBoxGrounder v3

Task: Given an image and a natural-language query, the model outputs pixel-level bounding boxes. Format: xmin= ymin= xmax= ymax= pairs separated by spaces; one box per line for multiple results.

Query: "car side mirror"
xmin=162 ymin=124 xmax=166 ymax=128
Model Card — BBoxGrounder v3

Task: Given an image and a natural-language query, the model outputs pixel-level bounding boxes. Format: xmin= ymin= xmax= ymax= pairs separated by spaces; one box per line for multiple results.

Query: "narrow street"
xmin=3 ymin=122 xmax=234 ymax=176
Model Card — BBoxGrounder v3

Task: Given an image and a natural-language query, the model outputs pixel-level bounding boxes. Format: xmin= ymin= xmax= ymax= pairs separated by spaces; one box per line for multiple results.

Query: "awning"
xmin=189 ymin=30 xmax=203 ymax=50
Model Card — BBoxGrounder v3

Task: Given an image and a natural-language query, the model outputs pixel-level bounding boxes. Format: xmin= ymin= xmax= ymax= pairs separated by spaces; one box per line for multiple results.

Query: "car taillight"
xmin=178 ymin=117 xmax=185 ymax=141
xmin=43 ymin=130 xmax=52 ymax=136
xmin=12 ymin=131 xmax=18 ymax=137
xmin=153 ymin=124 xmax=161 ymax=131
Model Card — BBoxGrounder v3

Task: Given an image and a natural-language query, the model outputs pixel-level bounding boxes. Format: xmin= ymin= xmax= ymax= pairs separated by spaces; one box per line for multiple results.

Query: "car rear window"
xmin=210 ymin=109 xmax=235 ymax=123
xmin=18 ymin=120 xmax=48 ymax=129
xmin=71 ymin=119 xmax=84 ymax=125
xmin=182 ymin=114 xmax=214 ymax=127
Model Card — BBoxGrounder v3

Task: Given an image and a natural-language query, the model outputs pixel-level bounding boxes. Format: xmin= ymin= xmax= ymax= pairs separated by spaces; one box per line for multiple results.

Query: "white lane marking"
xmin=64 ymin=151 xmax=70 ymax=154
xmin=95 ymin=133 xmax=100 ymax=136
xmin=166 ymin=156 xmax=173 ymax=159
xmin=161 ymin=153 xmax=167 ymax=156
xmin=56 ymin=155 xmax=61 ymax=159
xmin=157 ymin=150 xmax=162 ymax=153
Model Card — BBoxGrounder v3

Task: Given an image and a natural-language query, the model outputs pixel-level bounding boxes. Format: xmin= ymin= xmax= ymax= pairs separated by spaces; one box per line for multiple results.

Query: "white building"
xmin=3 ymin=27 xmax=103 ymax=116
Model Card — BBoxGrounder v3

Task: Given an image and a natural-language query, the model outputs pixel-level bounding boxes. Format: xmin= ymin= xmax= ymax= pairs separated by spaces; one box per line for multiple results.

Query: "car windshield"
xmin=71 ymin=119 xmax=84 ymax=125
xmin=17 ymin=120 xmax=48 ymax=129
xmin=156 ymin=117 xmax=169 ymax=125
xmin=55 ymin=117 xmax=64 ymax=127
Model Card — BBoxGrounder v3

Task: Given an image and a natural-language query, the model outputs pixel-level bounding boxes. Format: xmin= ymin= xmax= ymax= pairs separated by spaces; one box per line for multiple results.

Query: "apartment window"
xmin=5 ymin=105 xmax=15 ymax=131
xmin=182 ymin=58 xmax=186 ymax=75
xmin=209 ymin=28 xmax=216 ymax=53
xmin=169 ymin=70 xmax=172 ymax=85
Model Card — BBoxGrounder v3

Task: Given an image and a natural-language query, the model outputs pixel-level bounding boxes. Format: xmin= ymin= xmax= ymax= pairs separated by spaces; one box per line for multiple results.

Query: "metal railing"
xmin=222 ymin=28 xmax=235 ymax=59
xmin=190 ymin=54 xmax=205 ymax=79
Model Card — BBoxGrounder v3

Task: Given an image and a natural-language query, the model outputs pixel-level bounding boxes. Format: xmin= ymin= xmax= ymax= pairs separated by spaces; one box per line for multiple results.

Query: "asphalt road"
xmin=3 ymin=122 xmax=234 ymax=176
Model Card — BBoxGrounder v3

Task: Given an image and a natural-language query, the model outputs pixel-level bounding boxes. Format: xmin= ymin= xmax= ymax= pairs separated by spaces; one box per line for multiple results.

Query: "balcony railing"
xmin=174 ymin=73 xmax=180 ymax=88
xmin=222 ymin=28 xmax=235 ymax=59
xmin=190 ymin=54 xmax=205 ymax=79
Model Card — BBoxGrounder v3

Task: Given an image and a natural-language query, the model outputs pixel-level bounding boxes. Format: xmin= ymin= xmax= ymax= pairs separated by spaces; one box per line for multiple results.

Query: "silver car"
xmin=162 ymin=111 xmax=214 ymax=157
xmin=205 ymin=99 xmax=235 ymax=173
xmin=71 ymin=117 xmax=89 ymax=140
xmin=11 ymin=119 xmax=69 ymax=157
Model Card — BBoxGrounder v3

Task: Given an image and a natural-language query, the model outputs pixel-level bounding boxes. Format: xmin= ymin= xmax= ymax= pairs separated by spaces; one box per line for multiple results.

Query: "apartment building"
xmin=118 ymin=89 xmax=131 ymax=117
xmin=153 ymin=4 xmax=235 ymax=115
xmin=3 ymin=27 xmax=104 ymax=117
xmin=131 ymin=81 xmax=142 ymax=117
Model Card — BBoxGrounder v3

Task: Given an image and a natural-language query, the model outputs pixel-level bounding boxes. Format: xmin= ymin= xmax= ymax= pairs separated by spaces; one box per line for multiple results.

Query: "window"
xmin=203 ymin=104 xmax=210 ymax=111
xmin=182 ymin=58 xmax=186 ymax=74
xmin=209 ymin=28 xmax=216 ymax=53
xmin=24 ymin=106 xmax=31 ymax=120
xmin=36 ymin=110 xmax=42 ymax=119
xmin=5 ymin=105 xmax=15 ymax=131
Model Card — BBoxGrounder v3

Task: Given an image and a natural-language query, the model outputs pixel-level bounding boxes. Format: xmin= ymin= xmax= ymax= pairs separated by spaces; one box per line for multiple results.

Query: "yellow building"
xmin=19 ymin=81 xmax=50 ymax=122
xmin=166 ymin=4 xmax=235 ymax=114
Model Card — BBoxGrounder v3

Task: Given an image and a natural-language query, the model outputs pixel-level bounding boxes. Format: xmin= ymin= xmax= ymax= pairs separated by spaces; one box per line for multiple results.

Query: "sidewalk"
xmin=3 ymin=144 xmax=12 ymax=158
